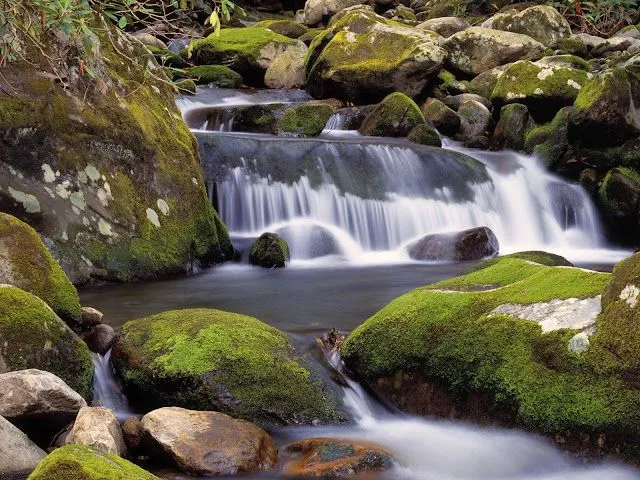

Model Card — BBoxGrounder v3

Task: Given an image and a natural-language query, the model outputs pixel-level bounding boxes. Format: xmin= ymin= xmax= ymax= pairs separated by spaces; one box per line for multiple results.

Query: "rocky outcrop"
xmin=112 ymin=308 xmax=345 ymax=425
xmin=359 ymin=92 xmax=426 ymax=137
xmin=141 ymin=407 xmax=277 ymax=475
xmin=0 ymin=415 xmax=46 ymax=477
xmin=67 ymin=407 xmax=126 ymax=456
xmin=482 ymin=5 xmax=571 ymax=46
xmin=406 ymin=226 xmax=498 ymax=261
xmin=249 ymin=232 xmax=291 ymax=268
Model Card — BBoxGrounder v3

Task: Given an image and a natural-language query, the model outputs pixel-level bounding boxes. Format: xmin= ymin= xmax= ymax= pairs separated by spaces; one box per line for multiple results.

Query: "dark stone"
xmin=407 ymin=226 xmax=499 ymax=261
xmin=82 ymin=324 xmax=116 ymax=355
xmin=249 ymin=233 xmax=291 ymax=268
xmin=491 ymin=103 xmax=534 ymax=151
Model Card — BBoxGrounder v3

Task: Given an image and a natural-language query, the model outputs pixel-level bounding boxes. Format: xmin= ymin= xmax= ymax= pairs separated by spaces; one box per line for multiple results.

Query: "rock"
xmin=592 ymin=37 xmax=640 ymax=57
xmin=407 ymin=124 xmax=442 ymax=147
xmin=282 ymin=438 xmax=396 ymax=477
xmin=265 ymin=48 xmax=307 ymax=89
xmin=417 ymin=16 xmax=469 ymax=38
xmin=278 ymin=103 xmax=335 ymax=136
xmin=383 ymin=5 xmax=417 ymax=22
xmin=463 ymin=135 xmax=490 ymax=149
xmin=305 ymin=10 xmax=446 ymax=103
xmin=359 ymin=92 xmax=426 ymax=137
xmin=81 ymin=307 xmax=104 ymax=327
xmin=524 ymin=106 xmax=571 ymax=168
xmin=549 ymin=37 xmax=587 ymax=57
xmin=67 ymin=407 xmax=126 ymax=456
xmin=147 ymin=45 xmax=190 ymax=68
xmin=187 ymin=65 xmax=244 ymax=87
xmin=249 ymin=232 xmax=291 ymax=268
xmin=131 ymin=32 xmax=168 ymax=50
xmin=614 ymin=25 xmax=640 ymax=40
xmin=28 ymin=444 xmax=158 ymax=479
xmin=0 ymin=22 xmax=231 ymax=284
xmin=327 ymin=4 xmax=374 ymax=26
xmin=568 ymin=67 xmax=640 ymax=147
xmin=574 ymin=32 xmax=606 ymax=50
xmin=141 ymin=407 xmax=277 ymax=475
xmin=579 ymin=168 xmax=600 ymax=196
xmin=482 ymin=5 xmax=571 ymax=46
xmin=0 ymin=213 xmax=80 ymax=325
xmin=189 ymin=28 xmax=306 ymax=85
xmin=303 ymin=0 xmax=369 ymax=25
xmin=0 ymin=415 xmax=46 ymax=477
xmin=82 ymin=324 xmax=116 ymax=355
xmin=435 ymin=69 xmax=468 ymax=96
xmin=457 ymin=100 xmax=492 ymax=138
xmin=598 ymin=168 xmax=640 ymax=241
xmin=112 ymin=308 xmax=344 ymax=425
xmin=491 ymin=103 xmax=534 ymax=151
xmin=254 ymin=19 xmax=309 ymax=38
xmin=444 ymin=27 xmax=545 ymax=76
xmin=121 ymin=417 xmax=143 ymax=454
xmin=407 ymin=226 xmax=498 ymax=261
xmin=490 ymin=60 xmax=589 ymax=121
xmin=421 ymin=98 xmax=460 ymax=136
xmin=468 ymin=65 xmax=510 ymax=99
xmin=444 ymin=93 xmax=492 ymax=110
xmin=175 ymin=78 xmax=197 ymax=95
xmin=0 ymin=288 xmax=93 ymax=399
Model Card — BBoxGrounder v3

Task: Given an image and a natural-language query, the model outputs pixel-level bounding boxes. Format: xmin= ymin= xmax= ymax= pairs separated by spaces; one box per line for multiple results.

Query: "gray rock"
xmin=482 ymin=5 xmax=571 ymax=46
xmin=574 ymin=32 xmax=606 ymax=50
xmin=407 ymin=226 xmax=498 ymax=261
xmin=265 ymin=48 xmax=307 ymax=89
xmin=303 ymin=0 xmax=368 ymax=25
xmin=0 ymin=415 xmax=46 ymax=476
xmin=444 ymin=93 xmax=491 ymax=110
xmin=81 ymin=306 xmax=104 ymax=327
xmin=614 ymin=27 xmax=640 ymax=40
xmin=82 ymin=324 xmax=116 ymax=355
xmin=458 ymin=100 xmax=492 ymax=138
xmin=67 ymin=406 xmax=126 ymax=456
xmin=417 ymin=17 xmax=469 ymax=38
xmin=592 ymin=37 xmax=640 ymax=57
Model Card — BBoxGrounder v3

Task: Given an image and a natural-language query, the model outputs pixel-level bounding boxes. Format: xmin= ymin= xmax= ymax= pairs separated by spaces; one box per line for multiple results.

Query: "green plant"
xmin=549 ymin=0 xmax=639 ymax=36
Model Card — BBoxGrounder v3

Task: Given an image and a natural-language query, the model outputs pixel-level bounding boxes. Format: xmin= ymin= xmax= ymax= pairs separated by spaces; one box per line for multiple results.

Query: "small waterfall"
xmin=92 ymin=349 xmax=135 ymax=420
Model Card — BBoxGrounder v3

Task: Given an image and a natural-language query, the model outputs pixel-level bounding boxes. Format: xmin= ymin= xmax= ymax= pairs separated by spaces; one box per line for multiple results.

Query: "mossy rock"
xmin=524 ymin=106 xmax=571 ymax=168
xmin=278 ymin=103 xmax=334 ymax=137
xmin=249 ymin=232 xmax=291 ymax=268
xmin=175 ymin=78 xmax=197 ymax=95
xmin=468 ymin=66 xmax=508 ymax=99
xmin=407 ymin=124 xmax=442 ymax=147
xmin=112 ymin=309 xmax=344 ymax=425
xmin=597 ymin=168 xmax=640 ymax=241
xmin=483 ymin=5 xmax=571 ymax=46
xmin=359 ymin=93 xmax=426 ymax=137
xmin=0 ymin=286 xmax=93 ymax=399
xmin=549 ymin=37 xmax=588 ymax=57
xmin=472 ymin=251 xmax=573 ymax=271
xmin=0 ymin=213 xmax=80 ymax=325
xmin=422 ymin=98 xmax=461 ymax=137
xmin=187 ymin=65 xmax=243 ymax=87
xmin=490 ymin=103 xmax=534 ymax=151
xmin=28 ymin=445 xmax=158 ymax=480
xmin=342 ymin=255 xmax=640 ymax=454
xmin=255 ymin=20 xmax=309 ymax=38
xmin=147 ymin=45 xmax=190 ymax=68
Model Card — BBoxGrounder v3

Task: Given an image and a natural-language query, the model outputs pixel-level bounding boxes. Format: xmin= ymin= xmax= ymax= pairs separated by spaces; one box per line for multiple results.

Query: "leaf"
xmin=118 ymin=16 xmax=128 ymax=29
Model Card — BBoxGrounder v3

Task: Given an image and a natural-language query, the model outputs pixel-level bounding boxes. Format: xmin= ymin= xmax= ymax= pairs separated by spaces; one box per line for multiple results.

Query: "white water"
xmin=91 ymin=349 xmax=135 ymax=420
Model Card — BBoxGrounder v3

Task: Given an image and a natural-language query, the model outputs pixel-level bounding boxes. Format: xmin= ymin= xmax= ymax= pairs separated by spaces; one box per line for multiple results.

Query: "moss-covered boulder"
xmin=568 ymin=67 xmax=640 ymax=147
xmin=187 ymin=65 xmax=243 ymax=87
xmin=188 ymin=28 xmax=305 ymax=85
xmin=359 ymin=93 xmax=426 ymax=137
xmin=421 ymin=98 xmax=460 ymax=136
xmin=598 ymin=168 xmax=640 ymax=241
xmin=305 ymin=10 xmax=446 ymax=103
xmin=0 ymin=213 xmax=80 ymax=325
xmin=249 ymin=232 xmax=291 ymax=268
xmin=28 ymin=445 xmax=159 ymax=480
xmin=342 ymin=255 xmax=640 ymax=456
xmin=444 ymin=27 xmax=545 ymax=76
xmin=175 ymin=78 xmax=197 ymax=95
xmin=278 ymin=103 xmax=335 ymax=136
xmin=0 ymin=19 xmax=231 ymax=284
xmin=549 ymin=36 xmax=587 ymax=57
xmin=524 ymin=106 xmax=571 ymax=168
xmin=482 ymin=5 xmax=571 ymax=46
xmin=303 ymin=0 xmax=369 ymax=25
xmin=0 ymin=286 xmax=93 ymax=399
xmin=255 ymin=19 xmax=309 ymax=38
xmin=468 ymin=65 xmax=509 ymax=99
xmin=407 ymin=124 xmax=442 ymax=147
xmin=112 ymin=308 xmax=344 ymax=425
xmin=490 ymin=103 xmax=534 ymax=151
xmin=491 ymin=60 xmax=589 ymax=121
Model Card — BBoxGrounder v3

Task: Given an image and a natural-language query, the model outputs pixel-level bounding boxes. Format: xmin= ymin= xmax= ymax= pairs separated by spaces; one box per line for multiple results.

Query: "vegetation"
xmin=548 ymin=0 xmax=639 ymax=36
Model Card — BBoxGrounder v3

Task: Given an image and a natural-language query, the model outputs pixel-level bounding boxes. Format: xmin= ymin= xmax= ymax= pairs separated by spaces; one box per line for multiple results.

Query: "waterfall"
xmin=92 ymin=349 xmax=135 ymax=420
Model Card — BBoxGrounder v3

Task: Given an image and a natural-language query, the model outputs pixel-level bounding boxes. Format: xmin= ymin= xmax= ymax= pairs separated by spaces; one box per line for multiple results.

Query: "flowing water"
xmin=84 ymin=87 xmax=640 ymax=479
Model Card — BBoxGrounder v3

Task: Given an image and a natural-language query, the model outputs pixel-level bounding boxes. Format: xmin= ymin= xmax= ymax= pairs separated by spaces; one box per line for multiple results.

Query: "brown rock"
xmin=407 ymin=226 xmax=499 ymax=261
xmin=67 ymin=406 xmax=126 ymax=456
xmin=82 ymin=324 xmax=116 ymax=354
xmin=81 ymin=307 xmax=104 ymax=327
xmin=122 ymin=416 xmax=143 ymax=453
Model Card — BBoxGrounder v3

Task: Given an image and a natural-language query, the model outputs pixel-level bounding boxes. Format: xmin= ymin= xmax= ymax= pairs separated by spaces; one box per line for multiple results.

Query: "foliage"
xmin=549 ymin=0 xmax=640 ymax=36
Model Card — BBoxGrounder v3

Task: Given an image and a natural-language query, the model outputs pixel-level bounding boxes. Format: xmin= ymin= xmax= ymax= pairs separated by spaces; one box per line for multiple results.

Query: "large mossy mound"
xmin=28 ymin=445 xmax=158 ymax=480
xmin=112 ymin=308 xmax=344 ymax=426
xmin=342 ymin=255 xmax=640 ymax=453
xmin=0 ymin=213 xmax=80 ymax=325
xmin=0 ymin=286 xmax=93 ymax=399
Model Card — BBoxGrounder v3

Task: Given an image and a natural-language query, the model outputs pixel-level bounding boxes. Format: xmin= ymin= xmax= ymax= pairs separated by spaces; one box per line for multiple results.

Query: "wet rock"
xmin=249 ymin=232 xmax=291 ymax=268
xmin=0 ymin=415 xmax=46 ymax=477
xmin=407 ymin=226 xmax=498 ymax=261
xmin=524 ymin=106 xmax=571 ymax=168
xmin=360 ymin=92 xmax=426 ymax=137
xmin=122 ymin=417 xmax=143 ymax=454
xmin=265 ymin=48 xmax=307 ymax=89
xmin=598 ymin=168 xmax=640 ymax=241
xmin=82 ymin=324 xmax=116 ymax=355
xmin=482 ymin=5 xmax=571 ymax=46
xmin=81 ymin=307 xmax=104 ymax=327
xmin=408 ymin=124 xmax=442 ymax=147
xmin=67 ymin=407 xmax=126 ymax=456
xmin=187 ymin=65 xmax=244 ymax=87
xmin=282 ymin=438 xmax=396 ymax=477
xmin=457 ymin=100 xmax=492 ymax=138
xmin=491 ymin=103 xmax=534 ymax=151
xmin=421 ymin=98 xmax=460 ymax=136
xmin=141 ymin=407 xmax=278 ymax=476
xmin=417 ymin=16 xmax=469 ymax=38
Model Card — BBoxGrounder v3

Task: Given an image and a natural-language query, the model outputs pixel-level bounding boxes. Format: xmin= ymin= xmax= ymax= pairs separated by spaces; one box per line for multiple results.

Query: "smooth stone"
xmin=67 ymin=406 xmax=126 ymax=456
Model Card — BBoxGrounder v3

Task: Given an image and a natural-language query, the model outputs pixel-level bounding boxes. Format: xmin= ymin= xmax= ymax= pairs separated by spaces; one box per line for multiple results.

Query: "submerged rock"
xmin=141 ymin=407 xmax=277 ymax=475
xmin=407 ymin=226 xmax=498 ymax=261
xmin=112 ymin=308 xmax=344 ymax=425
xmin=249 ymin=232 xmax=291 ymax=268
xmin=0 ymin=415 xmax=46 ymax=477
xmin=67 ymin=407 xmax=126 ymax=456
xmin=359 ymin=93 xmax=426 ymax=137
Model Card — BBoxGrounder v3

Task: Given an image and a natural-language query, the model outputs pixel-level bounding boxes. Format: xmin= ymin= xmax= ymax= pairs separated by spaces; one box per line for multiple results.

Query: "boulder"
xmin=574 ymin=32 xmax=606 ymax=51
xmin=187 ymin=65 xmax=244 ymax=87
xmin=131 ymin=32 xmax=168 ymax=50
xmin=468 ymin=65 xmax=510 ymax=99
xmin=444 ymin=27 xmax=545 ymax=76
xmin=82 ymin=324 xmax=116 ymax=355
xmin=491 ymin=103 xmax=534 ymax=151
xmin=141 ymin=407 xmax=277 ymax=475
xmin=0 ymin=213 xmax=80 ymax=325
xmin=305 ymin=10 xmax=446 ymax=102
xmin=524 ymin=106 xmax=571 ymax=168
xmin=188 ymin=28 xmax=306 ymax=85
xmin=457 ymin=100 xmax=492 ymax=138
xmin=28 ymin=444 xmax=158 ymax=479
xmin=254 ymin=20 xmax=309 ymax=39
xmin=282 ymin=438 xmax=396 ymax=477
xmin=121 ymin=417 xmax=143 ymax=454
xmin=592 ymin=37 xmax=640 ymax=58
xmin=417 ymin=16 xmax=469 ymax=38
xmin=278 ymin=103 xmax=335 ymax=136
xmin=265 ymin=48 xmax=307 ymax=89
xmin=81 ymin=307 xmax=104 ymax=327
xmin=549 ymin=37 xmax=587 ymax=57
xmin=598 ymin=168 xmax=640 ymax=240
xmin=0 ymin=287 xmax=93 ymax=399
xmin=421 ymin=98 xmax=460 ymax=136
xmin=359 ymin=92 xmax=426 ymax=137
xmin=303 ymin=0 xmax=369 ymax=25
xmin=382 ymin=5 xmax=417 ymax=22
xmin=482 ymin=5 xmax=571 ymax=46
xmin=407 ymin=124 xmax=442 ymax=147
xmin=444 ymin=93 xmax=491 ymax=110
xmin=0 ymin=415 xmax=46 ymax=477
xmin=67 ymin=407 xmax=126 ymax=456
xmin=249 ymin=232 xmax=291 ymax=268
xmin=614 ymin=25 xmax=640 ymax=40
xmin=407 ymin=226 xmax=498 ymax=261
xmin=435 ymin=69 xmax=469 ymax=96
xmin=112 ymin=308 xmax=344 ymax=425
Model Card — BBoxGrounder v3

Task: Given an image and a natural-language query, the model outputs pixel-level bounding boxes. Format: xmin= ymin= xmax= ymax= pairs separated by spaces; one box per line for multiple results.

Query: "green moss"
xmin=598 ymin=167 xmax=640 ymax=217
xmin=473 ymin=251 xmax=573 ymax=271
xmin=254 ymin=20 xmax=308 ymax=38
xmin=342 ymin=256 xmax=639 ymax=436
xmin=0 ymin=213 xmax=81 ymax=324
xmin=175 ymin=78 xmax=196 ymax=95
xmin=113 ymin=308 xmax=343 ymax=425
xmin=278 ymin=103 xmax=334 ymax=136
xmin=550 ymin=37 xmax=588 ymax=57
xmin=186 ymin=65 xmax=243 ymax=87
xmin=28 ymin=445 xmax=158 ymax=480
xmin=407 ymin=124 xmax=442 ymax=147
xmin=0 ymin=286 xmax=93 ymax=399
xmin=249 ymin=233 xmax=290 ymax=268
xmin=146 ymin=45 xmax=189 ymax=68
xmin=524 ymin=106 xmax=571 ymax=167
xmin=360 ymin=92 xmax=426 ymax=137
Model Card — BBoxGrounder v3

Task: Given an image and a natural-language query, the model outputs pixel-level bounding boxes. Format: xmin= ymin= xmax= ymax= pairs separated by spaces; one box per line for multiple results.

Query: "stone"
xmin=303 ymin=0 xmax=369 ymax=25
xmin=598 ymin=168 xmax=640 ymax=241
xmin=187 ymin=65 xmax=244 ymax=87
xmin=444 ymin=93 xmax=492 ymax=110
xmin=82 ymin=324 xmax=116 ymax=355
xmin=444 ymin=27 xmax=545 ymax=76
xmin=249 ymin=232 xmax=291 ymax=268
xmin=407 ymin=124 xmax=442 ymax=147
xmin=0 ymin=213 xmax=80 ymax=325
xmin=141 ymin=407 xmax=278 ymax=476
xmin=67 ymin=407 xmax=126 ymax=456
xmin=254 ymin=20 xmax=309 ymax=39
xmin=482 ymin=5 xmax=571 ymax=46
xmin=265 ymin=48 xmax=307 ymax=89
xmin=383 ymin=5 xmax=417 ymax=22
xmin=282 ymin=438 xmax=396 ymax=477
xmin=359 ymin=92 xmax=426 ymax=137
xmin=0 ymin=415 xmax=46 ymax=477
xmin=592 ymin=37 xmax=640 ymax=57
xmin=574 ymin=33 xmax=607 ymax=50
xmin=121 ymin=416 xmax=143 ymax=454
xmin=278 ymin=103 xmax=336 ymax=136
xmin=417 ymin=16 xmax=469 ymax=38
xmin=81 ymin=307 xmax=104 ymax=327
xmin=131 ymin=32 xmax=168 ymax=50
xmin=407 ymin=226 xmax=498 ymax=261
xmin=491 ymin=103 xmax=534 ymax=151
xmin=457 ymin=100 xmax=492 ymax=138
xmin=421 ymin=98 xmax=460 ymax=136
xmin=468 ymin=65 xmax=510 ymax=99
xmin=524 ymin=106 xmax=571 ymax=168
xmin=614 ymin=25 xmax=640 ymax=40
